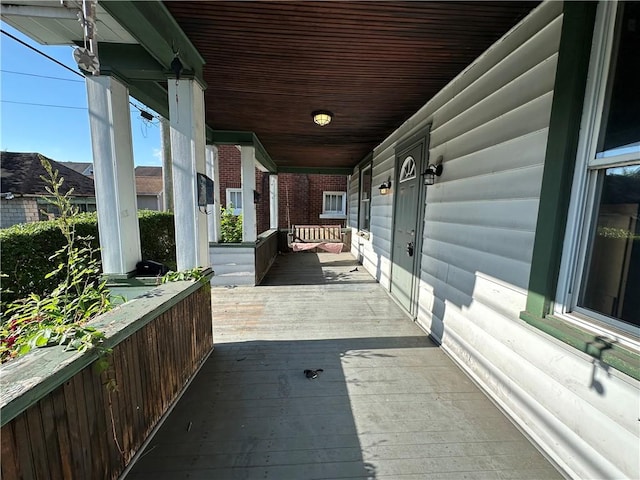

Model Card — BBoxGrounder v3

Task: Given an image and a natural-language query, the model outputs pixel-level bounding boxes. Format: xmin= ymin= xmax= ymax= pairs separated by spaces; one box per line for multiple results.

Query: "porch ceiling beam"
xmin=209 ymin=130 xmax=278 ymax=174
xmin=93 ymin=44 xmax=166 ymax=81
xmin=99 ymin=0 xmax=205 ymax=84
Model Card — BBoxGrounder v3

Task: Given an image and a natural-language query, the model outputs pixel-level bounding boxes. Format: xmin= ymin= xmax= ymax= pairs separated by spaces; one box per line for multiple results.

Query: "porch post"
xmin=240 ymin=146 xmax=257 ymax=242
xmin=167 ymin=78 xmax=209 ymax=269
xmin=160 ymin=116 xmax=174 ymax=212
xmin=85 ymin=75 xmax=141 ymax=276
xmin=206 ymin=144 xmax=221 ymax=243
xmin=269 ymin=174 xmax=278 ymax=229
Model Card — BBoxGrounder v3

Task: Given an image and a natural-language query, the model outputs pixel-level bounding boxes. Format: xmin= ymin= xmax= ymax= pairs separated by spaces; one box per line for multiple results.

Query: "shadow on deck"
xmin=125 ymin=253 xmax=561 ymax=480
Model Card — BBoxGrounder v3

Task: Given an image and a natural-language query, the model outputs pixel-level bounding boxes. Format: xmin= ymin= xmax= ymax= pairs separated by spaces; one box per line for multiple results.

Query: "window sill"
xmin=319 ymin=213 xmax=347 ymax=219
xmin=519 ymin=310 xmax=639 ymax=381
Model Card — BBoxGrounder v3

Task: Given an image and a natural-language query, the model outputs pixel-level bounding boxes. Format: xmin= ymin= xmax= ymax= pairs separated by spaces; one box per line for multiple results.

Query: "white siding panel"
xmin=423 ymin=239 xmax=531 ymax=291
xmin=425 ymin=198 xmax=540 ymax=232
xmin=428 ymin=164 xmax=544 ymax=204
xmin=432 ymin=92 xmax=554 ymax=158
xmin=433 ymin=54 xmax=558 ymax=145
xmin=434 ymin=20 xmax=561 ymax=129
xmin=425 ymin=222 xmax=536 ymax=264
xmin=430 ymin=129 xmax=548 ymax=184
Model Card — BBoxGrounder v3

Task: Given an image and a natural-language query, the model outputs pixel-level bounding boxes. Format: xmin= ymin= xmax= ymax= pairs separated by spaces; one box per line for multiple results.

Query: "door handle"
xmin=406 ymin=241 xmax=414 ymax=257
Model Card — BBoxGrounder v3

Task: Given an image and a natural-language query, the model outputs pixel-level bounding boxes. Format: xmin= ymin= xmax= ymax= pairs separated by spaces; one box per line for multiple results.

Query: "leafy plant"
xmin=220 ymin=205 xmax=243 ymax=243
xmin=0 ymin=157 xmax=114 ymax=363
xmin=161 ymin=267 xmax=209 ymax=284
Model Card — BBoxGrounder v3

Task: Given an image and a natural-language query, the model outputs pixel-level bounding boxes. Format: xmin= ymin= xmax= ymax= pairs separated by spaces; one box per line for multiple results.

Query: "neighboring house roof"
xmin=136 ymin=175 xmax=163 ymax=196
xmin=59 ymin=161 xmax=94 ymax=176
xmin=0 ymin=152 xmax=95 ymax=197
xmin=134 ymin=166 xmax=163 ymax=195
xmin=135 ymin=166 xmax=162 ymax=177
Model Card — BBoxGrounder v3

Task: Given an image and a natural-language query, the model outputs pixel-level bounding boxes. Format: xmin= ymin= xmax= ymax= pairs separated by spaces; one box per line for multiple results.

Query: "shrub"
xmin=220 ymin=205 xmax=243 ymax=243
xmin=1 ymin=210 xmax=176 ymax=303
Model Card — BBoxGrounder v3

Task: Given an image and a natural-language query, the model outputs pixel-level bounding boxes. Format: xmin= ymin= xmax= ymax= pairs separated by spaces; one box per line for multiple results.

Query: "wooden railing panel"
xmin=0 ymin=281 xmax=212 ymax=480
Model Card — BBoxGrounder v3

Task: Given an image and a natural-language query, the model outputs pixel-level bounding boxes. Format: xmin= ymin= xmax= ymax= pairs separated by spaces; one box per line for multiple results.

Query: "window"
xmin=321 ymin=191 xmax=346 ymax=218
xmin=558 ymin=2 xmax=639 ymax=334
xmin=226 ymin=188 xmax=243 ymax=215
xmin=359 ymin=163 xmax=372 ymax=231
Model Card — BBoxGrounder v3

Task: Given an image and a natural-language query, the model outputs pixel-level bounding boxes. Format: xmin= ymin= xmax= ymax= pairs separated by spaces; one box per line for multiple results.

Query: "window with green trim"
xmin=358 ymin=163 xmax=372 ymax=231
xmin=558 ymin=2 xmax=639 ymax=335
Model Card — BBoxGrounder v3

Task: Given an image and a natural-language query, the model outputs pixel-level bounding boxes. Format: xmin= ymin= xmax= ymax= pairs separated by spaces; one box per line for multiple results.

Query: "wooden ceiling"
xmin=164 ymin=1 xmax=539 ymax=171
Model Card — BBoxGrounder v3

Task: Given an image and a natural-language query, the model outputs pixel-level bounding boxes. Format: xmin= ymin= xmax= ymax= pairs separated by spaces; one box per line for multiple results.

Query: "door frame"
xmin=390 ymin=126 xmax=431 ymax=317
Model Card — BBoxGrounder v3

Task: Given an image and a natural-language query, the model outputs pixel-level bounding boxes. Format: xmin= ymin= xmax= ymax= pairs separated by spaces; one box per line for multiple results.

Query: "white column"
xmin=85 ymin=75 xmax=141 ymax=276
xmin=205 ymin=144 xmax=221 ymax=243
xmin=269 ymin=174 xmax=279 ymax=230
xmin=160 ymin=117 xmax=173 ymax=212
xmin=167 ymin=78 xmax=208 ymax=270
xmin=240 ymin=146 xmax=257 ymax=242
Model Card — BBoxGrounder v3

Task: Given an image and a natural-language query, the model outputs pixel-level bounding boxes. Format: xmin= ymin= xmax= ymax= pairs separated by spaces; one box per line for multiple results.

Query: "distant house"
xmin=217 ymin=145 xmax=348 ymax=233
xmin=1 ymin=152 xmax=96 ymax=229
xmin=134 ymin=166 xmax=164 ymax=211
xmin=60 ymin=162 xmax=165 ymax=211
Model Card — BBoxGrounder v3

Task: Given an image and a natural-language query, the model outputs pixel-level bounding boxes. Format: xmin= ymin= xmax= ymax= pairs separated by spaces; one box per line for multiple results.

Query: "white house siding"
xmin=350 ymin=1 xmax=639 ymax=478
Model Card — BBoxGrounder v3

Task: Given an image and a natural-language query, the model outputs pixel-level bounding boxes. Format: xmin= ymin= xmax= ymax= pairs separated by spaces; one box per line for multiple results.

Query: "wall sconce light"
xmin=422 ymin=160 xmax=443 ymax=186
xmin=312 ymin=110 xmax=333 ymax=126
xmin=253 ymin=189 xmax=261 ymax=204
xmin=378 ymin=177 xmax=392 ymax=195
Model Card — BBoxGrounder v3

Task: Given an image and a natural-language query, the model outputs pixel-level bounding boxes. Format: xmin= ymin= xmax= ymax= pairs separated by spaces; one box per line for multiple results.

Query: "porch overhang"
xmin=2 ymin=0 xmax=539 ymax=175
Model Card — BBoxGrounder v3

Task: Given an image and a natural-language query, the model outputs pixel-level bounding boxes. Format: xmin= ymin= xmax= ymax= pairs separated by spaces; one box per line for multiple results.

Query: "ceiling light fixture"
xmin=312 ymin=110 xmax=333 ymax=126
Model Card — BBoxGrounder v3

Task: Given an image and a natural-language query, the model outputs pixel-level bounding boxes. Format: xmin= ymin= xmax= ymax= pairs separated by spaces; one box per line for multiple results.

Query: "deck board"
xmin=125 ymin=252 xmax=561 ymax=480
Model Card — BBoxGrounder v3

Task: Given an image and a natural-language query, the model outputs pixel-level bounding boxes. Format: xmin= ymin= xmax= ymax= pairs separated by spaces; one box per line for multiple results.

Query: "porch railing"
xmin=0 ymin=274 xmax=213 ymax=480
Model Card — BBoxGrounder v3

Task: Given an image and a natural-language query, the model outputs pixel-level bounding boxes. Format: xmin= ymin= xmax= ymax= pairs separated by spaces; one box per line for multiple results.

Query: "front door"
xmin=390 ymin=134 xmax=428 ymax=315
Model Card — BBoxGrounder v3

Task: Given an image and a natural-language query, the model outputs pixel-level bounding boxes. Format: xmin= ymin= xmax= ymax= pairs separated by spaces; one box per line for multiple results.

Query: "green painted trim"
xmin=278 ymin=166 xmax=353 ymax=175
xmin=92 ymin=43 xmax=166 ymax=81
xmin=253 ymin=135 xmax=278 ymax=173
xmin=209 ymin=242 xmax=257 ymax=249
xmin=100 ymin=1 xmax=204 ymax=83
xmin=128 ymin=80 xmax=169 ymax=120
xmin=355 ymin=152 xmax=374 ymax=171
xmin=524 ymin=2 xmax=597 ymax=318
xmin=103 ymin=270 xmax=137 ymax=282
xmin=210 ymin=130 xmax=255 ymax=144
xmin=105 ymin=276 xmax=160 ymax=287
xmin=0 ymin=274 xmax=212 ymax=426
xmin=519 ymin=311 xmax=640 ymax=381
xmin=209 ymin=131 xmax=277 ymax=173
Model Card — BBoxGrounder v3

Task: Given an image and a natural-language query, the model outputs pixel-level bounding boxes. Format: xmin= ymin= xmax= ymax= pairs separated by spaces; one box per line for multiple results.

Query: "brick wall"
xmin=1 ymin=197 xmax=40 ymax=229
xmin=217 ymin=145 xmax=348 ymax=233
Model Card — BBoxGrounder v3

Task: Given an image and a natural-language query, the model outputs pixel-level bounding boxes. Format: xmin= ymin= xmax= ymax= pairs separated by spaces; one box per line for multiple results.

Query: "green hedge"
xmin=1 ymin=210 xmax=176 ymax=303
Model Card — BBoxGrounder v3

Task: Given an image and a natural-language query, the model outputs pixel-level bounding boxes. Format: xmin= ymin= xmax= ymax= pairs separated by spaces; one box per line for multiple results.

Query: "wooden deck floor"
xmin=126 ymin=252 xmax=561 ymax=480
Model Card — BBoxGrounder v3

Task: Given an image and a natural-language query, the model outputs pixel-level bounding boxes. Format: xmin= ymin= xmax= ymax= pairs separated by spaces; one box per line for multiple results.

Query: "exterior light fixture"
xmin=422 ymin=162 xmax=443 ymax=186
xmin=378 ymin=177 xmax=392 ymax=195
xmin=312 ymin=110 xmax=333 ymax=126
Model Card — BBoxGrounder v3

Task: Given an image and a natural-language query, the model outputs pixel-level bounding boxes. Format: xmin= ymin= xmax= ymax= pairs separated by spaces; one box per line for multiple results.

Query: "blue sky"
xmin=1 ymin=22 xmax=162 ymax=166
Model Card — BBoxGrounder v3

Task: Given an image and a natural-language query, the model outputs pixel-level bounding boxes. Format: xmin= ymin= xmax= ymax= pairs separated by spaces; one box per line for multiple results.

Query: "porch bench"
xmin=288 ymin=225 xmax=345 ymax=254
